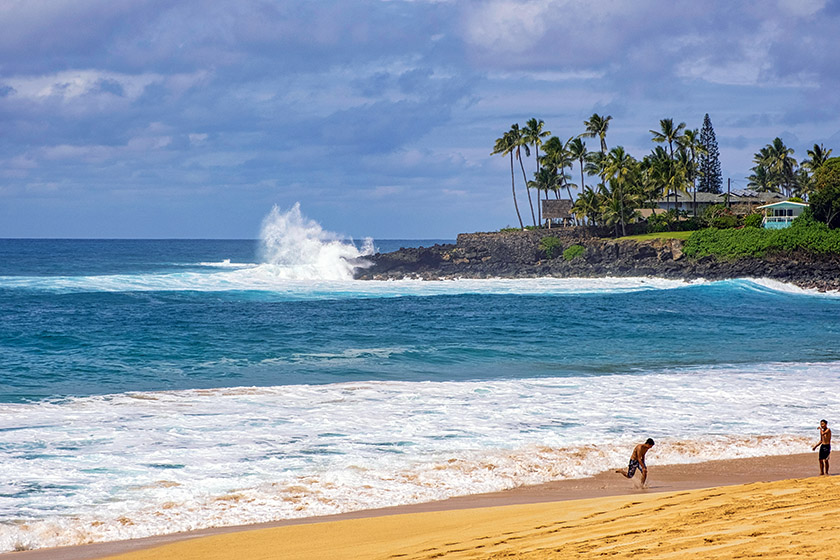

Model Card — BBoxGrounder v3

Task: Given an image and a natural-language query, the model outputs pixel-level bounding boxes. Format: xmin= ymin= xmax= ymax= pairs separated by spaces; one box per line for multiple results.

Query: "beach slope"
xmin=98 ymin=475 xmax=839 ymax=560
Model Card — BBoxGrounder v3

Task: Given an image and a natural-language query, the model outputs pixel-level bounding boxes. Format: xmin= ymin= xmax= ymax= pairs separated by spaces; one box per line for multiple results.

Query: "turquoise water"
xmin=1 ymin=230 xmax=839 ymax=551
xmin=1 ymin=239 xmax=838 ymax=402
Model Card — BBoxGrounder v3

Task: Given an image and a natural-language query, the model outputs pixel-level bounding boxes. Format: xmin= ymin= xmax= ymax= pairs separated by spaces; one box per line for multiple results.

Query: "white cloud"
xmin=488 ymin=70 xmax=605 ymax=82
xmin=777 ymin=0 xmax=826 ymax=17
xmin=675 ymin=22 xmax=817 ymax=88
xmin=462 ymin=0 xmax=637 ymax=56
xmin=3 ymin=69 xmax=208 ymax=103
xmin=463 ymin=0 xmax=550 ymax=53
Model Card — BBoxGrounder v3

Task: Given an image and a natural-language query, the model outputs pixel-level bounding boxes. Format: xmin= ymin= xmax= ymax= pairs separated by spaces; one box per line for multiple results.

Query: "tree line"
xmin=492 ymin=113 xmax=833 ymax=236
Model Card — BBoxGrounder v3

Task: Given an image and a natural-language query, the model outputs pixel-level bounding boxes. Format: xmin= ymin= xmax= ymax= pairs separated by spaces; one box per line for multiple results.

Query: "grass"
xmin=616 ymin=231 xmax=695 ymax=242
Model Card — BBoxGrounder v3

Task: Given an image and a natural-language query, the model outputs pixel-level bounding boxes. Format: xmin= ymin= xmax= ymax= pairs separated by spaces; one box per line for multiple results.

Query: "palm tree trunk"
xmin=518 ymin=149 xmax=537 ymax=227
xmin=563 ymin=178 xmax=576 ymax=226
xmin=620 ymin=197 xmax=626 ymax=237
xmin=544 ymin=188 xmax=549 ymax=228
xmin=535 ymin=147 xmax=541 ymax=226
xmin=579 ymin=158 xmax=585 ymax=193
xmin=510 ymin=154 xmax=524 ymax=230
xmin=693 ymin=179 xmax=697 ymax=218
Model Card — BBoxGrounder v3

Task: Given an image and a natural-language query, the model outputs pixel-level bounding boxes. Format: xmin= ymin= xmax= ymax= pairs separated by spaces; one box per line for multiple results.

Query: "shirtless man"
xmin=812 ymin=420 xmax=831 ymax=475
xmin=616 ymin=438 xmax=655 ymax=486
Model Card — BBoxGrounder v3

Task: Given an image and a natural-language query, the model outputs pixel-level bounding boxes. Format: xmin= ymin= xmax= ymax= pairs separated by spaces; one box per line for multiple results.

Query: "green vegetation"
xmin=539 ymin=236 xmax=563 ymax=259
xmin=563 ymin=244 xmax=586 ymax=260
xmin=491 ymin=113 xmax=834 ymax=234
xmin=702 ymin=204 xmax=739 ymax=229
xmin=698 ymin=114 xmax=722 ymax=193
xmin=749 ymin=140 xmax=832 ymax=198
xmin=743 ymin=213 xmax=763 ymax=228
xmin=810 ymin=157 xmax=840 ymax=228
xmin=683 ymin=213 xmax=840 ymax=259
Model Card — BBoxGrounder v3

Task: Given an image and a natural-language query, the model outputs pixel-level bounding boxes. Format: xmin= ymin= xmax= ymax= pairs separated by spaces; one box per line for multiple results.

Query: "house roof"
xmin=756 ymin=201 xmax=809 ymax=209
xmin=654 ymin=190 xmax=784 ymax=204
xmin=542 ymin=199 xmax=573 ymax=219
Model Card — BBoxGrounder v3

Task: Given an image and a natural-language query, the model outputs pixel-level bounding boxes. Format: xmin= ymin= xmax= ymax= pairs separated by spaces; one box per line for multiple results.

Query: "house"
xmin=756 ymin=200 xmax=809 ymax=229
xmin=639 ymin=190 xmax=785 ymax=218
xmin=542 ymin=199 xmax=574 ymax=228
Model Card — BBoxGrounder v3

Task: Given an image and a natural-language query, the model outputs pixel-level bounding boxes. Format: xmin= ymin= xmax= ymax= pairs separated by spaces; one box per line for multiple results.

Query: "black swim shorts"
xmin=627 ymin=459 xmax=643 ymax=477
xmin=819 ymin=444 xmax=831 ymax=461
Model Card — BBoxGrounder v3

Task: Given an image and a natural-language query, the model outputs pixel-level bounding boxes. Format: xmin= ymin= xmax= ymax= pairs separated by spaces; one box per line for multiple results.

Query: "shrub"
xmin=679 ymin=216 xmax=703 ymax=232
xmin=811 ymin=158 xmax=840 ymax=228
xmin=701 ymin=204 xmax=740 ymax=229
xmin=646 ymin=211 xmax=674 ymax=233
xmin=563 ymin=244 xmax=586 ymax=261
xmin=540 ymin=236 xmax=563 ymax=259
xmin=743 ymin=213 xmax=763 ymax=228
xmin=683 ymin=219 xmax=840 ymax=259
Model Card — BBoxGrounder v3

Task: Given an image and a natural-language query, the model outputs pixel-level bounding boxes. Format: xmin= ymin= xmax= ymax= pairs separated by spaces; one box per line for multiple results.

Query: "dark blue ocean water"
xmin=2 ymin=239 xmax=839 ymax=403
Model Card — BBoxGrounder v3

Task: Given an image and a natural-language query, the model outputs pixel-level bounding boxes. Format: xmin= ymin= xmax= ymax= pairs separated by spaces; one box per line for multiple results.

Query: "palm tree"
xmin=677 ymin=128 xmax=705 ymax=216
xmin=572 ymin=185 xmax=604 ymax=226
xmin=491 ymin=131 xmax=524 ymax=230
xmin=650 ymin=118 xmax=687 ymax=157
xmin=567 ymin=137 xmax=588 ymax=195
xmin=645 ymin=146 xmax=674 ymax=210
xmin=649 ymin=119 xmax=686 ymax=211
xmin=528 ymin=167 xmax=560 ymax=224
xmin=510 ymin=124 xmax=537 ymax=227
xmin=541 ymin=136 xmax=566 ymax=200
xmin=747 ymin=165 xmax=775 ymax=193
xmin=796 ymin=143 xmax=832 ymax=200
xmin=760 ymin=137 xmax=798 ymax=196
xmin=560 ymin=137 xmax=578 ymax=208
xmin=584 ymin=150 xmax=607 ymax=181
xmin=582 ymin=113 xmax=612 ymax=154
xmin=639 ymin=164 xmax=664 ymax=218
xmin=602 ymin=146 xmax=638 ymax=236
xmin=522 ymin=118 xmax=551 ymax=224
xmin=802 ymin=143 xmax=833 ymax=175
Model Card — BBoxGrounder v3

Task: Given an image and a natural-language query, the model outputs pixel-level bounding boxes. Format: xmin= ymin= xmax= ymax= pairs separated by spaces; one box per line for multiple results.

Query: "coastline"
xmin=10 ymin=452 xmax=825 ymax=560
xmin=354 ymin=231 xmax=840 ymax=292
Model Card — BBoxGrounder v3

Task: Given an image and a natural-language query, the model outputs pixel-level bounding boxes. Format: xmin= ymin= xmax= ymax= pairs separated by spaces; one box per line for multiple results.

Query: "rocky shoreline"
xmin=354 ymin=229 xmax=840 ymax=292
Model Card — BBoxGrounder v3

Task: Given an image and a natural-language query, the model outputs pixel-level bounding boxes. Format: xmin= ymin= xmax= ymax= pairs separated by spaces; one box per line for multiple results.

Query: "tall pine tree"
xmin=698 ymin=113 xmax=722 ymax=193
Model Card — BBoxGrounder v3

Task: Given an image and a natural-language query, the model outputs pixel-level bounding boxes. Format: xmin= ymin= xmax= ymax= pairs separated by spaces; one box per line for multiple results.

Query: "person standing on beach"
xmin=616 ymin=438 xmax=655 ymax=486
xmin=812 ymin=420 xmax=831 ymax=475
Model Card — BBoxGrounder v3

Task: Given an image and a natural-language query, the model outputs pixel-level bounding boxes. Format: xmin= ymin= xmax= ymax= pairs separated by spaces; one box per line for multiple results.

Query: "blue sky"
xmin=2 ymin=0 xmax=840 ymax=239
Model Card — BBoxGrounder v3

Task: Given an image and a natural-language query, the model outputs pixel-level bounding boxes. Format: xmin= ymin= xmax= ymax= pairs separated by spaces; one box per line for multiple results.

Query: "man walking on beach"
xmin=812 ymin=420 xmax=831 ymax=475
xmin=616 ymin=438 xmax=655 ymax=486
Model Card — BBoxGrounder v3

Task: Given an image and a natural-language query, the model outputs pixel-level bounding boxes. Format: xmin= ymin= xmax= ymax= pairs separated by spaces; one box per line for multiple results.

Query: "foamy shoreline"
xmin=9 ymin=452 xmax=826 ymax=560
xmin=4 ymin=363 xmax=834 ymax=553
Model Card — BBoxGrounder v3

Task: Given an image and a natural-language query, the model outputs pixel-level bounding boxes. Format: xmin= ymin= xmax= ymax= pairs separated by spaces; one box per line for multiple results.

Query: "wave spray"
xmin=258 ymin=203 xmax=373 ymax=280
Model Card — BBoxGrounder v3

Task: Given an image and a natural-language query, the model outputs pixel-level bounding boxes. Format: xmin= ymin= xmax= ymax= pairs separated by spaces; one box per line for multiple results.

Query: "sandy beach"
xmin=12 ymin=452 xmax=836 ymax=560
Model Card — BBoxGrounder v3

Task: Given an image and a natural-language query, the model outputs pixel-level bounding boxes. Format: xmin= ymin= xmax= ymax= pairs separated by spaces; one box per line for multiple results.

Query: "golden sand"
xmin=100 ymin=476 xmax=839 ymax=560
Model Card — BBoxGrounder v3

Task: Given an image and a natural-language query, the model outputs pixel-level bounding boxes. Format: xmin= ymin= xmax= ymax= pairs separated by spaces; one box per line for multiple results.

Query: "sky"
xmin=2 ymin=0 xmax=840 ymax=239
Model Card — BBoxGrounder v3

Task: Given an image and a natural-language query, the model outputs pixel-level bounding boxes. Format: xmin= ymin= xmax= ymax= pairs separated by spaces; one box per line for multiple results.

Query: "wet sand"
xmin=10 ymin=452 xmax=828 ymax=560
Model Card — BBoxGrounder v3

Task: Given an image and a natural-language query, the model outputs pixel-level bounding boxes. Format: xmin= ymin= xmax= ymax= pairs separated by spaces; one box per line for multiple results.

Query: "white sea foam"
xmin=740 ymin=277 xmax=839 ymax=297
xmin=257 ymin=203 xmax=373 ymax=280
xmin=1 ymin=361 xmax=838 ymax=551
xmin=0 ymin=272 xmax=828 ymax=300
xmin=195 ymin=259 xmax=258 ymax=269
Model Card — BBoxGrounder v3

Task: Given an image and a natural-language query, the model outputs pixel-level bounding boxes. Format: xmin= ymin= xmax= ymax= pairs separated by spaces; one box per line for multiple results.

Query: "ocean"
xmin=1 ymin=206 xmax=839 ymax=551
